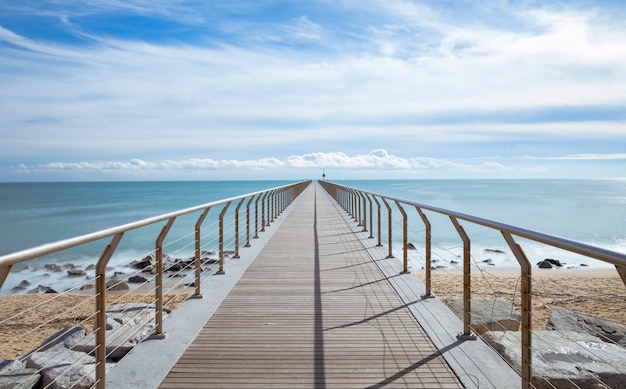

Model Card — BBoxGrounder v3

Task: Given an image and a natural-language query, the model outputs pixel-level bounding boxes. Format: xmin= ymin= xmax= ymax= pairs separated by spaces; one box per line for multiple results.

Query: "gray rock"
xmin=547 ymin=306 xmax=626 ymax=345
xmin=26 ymin=344 xmax=97 ymax=389
xmin=483 ymin=330 xmax=626 ymax=389
xmin=44 ymin=264 xmax=63 ymax=272
xmin=105 ymin=280 xmax=129 ymax=291
xmin=24 ymin=326 xmax=86 ymax=355
xmin=0 ymin=368 xmax=40 ymax=389
xmin=446 ymin=298 xmax=521 ymax=334
xmin=0 ymin=359 xmax=25 ymax=374
xmin=127 ymin=275 xmax=148 ymax=284
xmin=73 ymin=303 xmax=160 ymax=361
xmin=73 ymin=322 xmax=155 ymax=361
xmin=66 ymin=269 xmax=86 ymax=277
xmin=27 ymin=285 xmax=53 ymax=294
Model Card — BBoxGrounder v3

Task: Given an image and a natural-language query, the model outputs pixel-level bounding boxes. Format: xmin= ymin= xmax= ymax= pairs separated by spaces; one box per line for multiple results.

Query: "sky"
xmin=1 ymin=0 xmax=626 ymax=181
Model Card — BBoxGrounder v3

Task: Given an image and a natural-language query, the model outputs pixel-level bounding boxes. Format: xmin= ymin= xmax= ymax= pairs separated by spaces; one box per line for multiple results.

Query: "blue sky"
xmin=1 ymin=0 xmax=626 ymax=181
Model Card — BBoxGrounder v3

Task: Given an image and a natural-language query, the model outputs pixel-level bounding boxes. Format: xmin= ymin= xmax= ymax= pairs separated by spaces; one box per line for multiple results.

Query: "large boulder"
xmin=25 ymin=344 xmax=97 ymax=389
xmin=483 ymin=330 xmax=626 ymax=389
xmin=72 ymin=303 xmax=160 ymax=361
xmin=547 ymin=306 xmax=626 ymax=346
xmin=445 ymin=298 xmax=521 ymax=334
xmin=0 ymin=359 xmax=40 ymax=389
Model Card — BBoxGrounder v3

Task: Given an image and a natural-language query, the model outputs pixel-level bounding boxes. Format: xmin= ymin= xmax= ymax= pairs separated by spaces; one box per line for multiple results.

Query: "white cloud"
xmin=14 ymin=150 xmax=515 ymax=177
xmin=2 ymin=1 xmax=626 ymax=180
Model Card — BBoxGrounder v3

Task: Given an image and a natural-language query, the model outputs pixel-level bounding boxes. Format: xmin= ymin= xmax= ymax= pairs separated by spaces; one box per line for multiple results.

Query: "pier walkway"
xmin=110 ymin=182 xmax=518 ymax=388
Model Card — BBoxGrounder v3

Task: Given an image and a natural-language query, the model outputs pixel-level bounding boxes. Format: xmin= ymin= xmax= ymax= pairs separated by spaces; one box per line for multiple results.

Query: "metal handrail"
xmin=319 ymin=180 xmax=626 ymax=389
xmin=0 ymin=180 xmax=311 ymax=389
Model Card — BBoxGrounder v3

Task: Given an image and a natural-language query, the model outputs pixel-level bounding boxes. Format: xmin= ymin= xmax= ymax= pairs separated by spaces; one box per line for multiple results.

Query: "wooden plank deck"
xmin=158 ymin=182 xmax=463 ymax=388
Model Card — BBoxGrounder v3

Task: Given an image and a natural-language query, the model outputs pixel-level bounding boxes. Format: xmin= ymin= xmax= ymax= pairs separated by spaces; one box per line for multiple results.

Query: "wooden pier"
xmin=157 ymin=183 xmax=464 ymax=388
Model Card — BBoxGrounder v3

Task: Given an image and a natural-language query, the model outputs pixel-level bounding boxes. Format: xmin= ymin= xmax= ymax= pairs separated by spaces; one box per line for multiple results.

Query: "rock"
xmin=27 ymin=326 xmax=86 ymax=354
xmin=547 ymin=306 xmax=626 ymax=345
xmin=73 ymin=303 xmax=161 ymax=361
xmin=79 ymin=284 xmax=94 ymax=291
xmin=18 ymin=280 xmax=31 ymax=288
xmin=11 ymin=281 xmax=30 ymax=292
xmin=62 ymin=264 xmax=76 ymax=270
xmin=0 ymin=368 xmax=40 ymax=389
xmin=106 ymin=280 xmax=129 ymax=291
xmin=0 ymin=359 xmax=24 ymax=374
xmin=484 ymin=249 xmax=506 ymax=254
xmin=44 ymin=288 xmax=58 ymax=294
xmin=44 ymin=264 xmax=62 ymax=272
xmin=537 ymin=260 xmax=553 ymax=269
xmin=27 ymin=285 xmax=52 ymax=294
xmin=407 ymin=242 xmax=417 ymax=250
xmin=131 ymin=257 xmax=153 ymax=270
xmin=483 ymin=330 xmax=626 ymax=389
xmin=445 ymin=298 xmax=521 ymax=334
xmin=127 ymin=275 xmax=148 ymax=284
xmin=26 ymin=344 xmax=97 ymax=389
xmin=85 ymin=264 xmax=95 ymax=271
xmin=537 ymin=259 xmax=563 ymax=268
xmin=67 ymin=269 xmax=86 ymax=277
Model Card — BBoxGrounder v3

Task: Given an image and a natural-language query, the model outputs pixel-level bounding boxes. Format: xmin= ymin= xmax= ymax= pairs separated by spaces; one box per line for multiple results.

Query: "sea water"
xmin=334 ymin=179 xmax=626 ymax=272
xmin=1 ymin=179 xmax=624 ymax=294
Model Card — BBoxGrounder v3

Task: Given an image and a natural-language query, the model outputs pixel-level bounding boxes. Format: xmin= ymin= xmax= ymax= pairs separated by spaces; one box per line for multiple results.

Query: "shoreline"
xmin=1 ymin=267 xmax=624 ymax=360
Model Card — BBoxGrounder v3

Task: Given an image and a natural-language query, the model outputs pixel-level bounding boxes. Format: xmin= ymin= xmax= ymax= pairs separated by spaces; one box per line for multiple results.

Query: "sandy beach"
xmin=1 ymin=268 xmax=625 ymax=360
xmin=0 ymin=291 xmax=189 ymax=360
xmin=417 ymin=267 xmax=626 ymax=331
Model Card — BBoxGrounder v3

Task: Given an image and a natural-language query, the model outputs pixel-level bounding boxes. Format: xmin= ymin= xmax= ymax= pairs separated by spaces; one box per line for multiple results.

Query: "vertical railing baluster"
xmin=194 ymin=208 xmax=210 ymax=297
xmin=372 ymin=195 xmax=382 ymax=247
xmin=95 ymin=232 xmax=124 ymax=389
xmin=216 ymin=202 xmax=231 ymax=275
xmin=155 ymin=217 xmax=176 ymax=337
xmin=381 ymin=197 xmax=394 ymax=258
xmin=366 ymin=193 xmax=374 ymax=238
xmin=502 ymin=232 xmax=532 ymax=389
xmin=245 ymin=195 xmax=255 ymax=247
xmin=233 ymin=198 xmax=245 ymax=259
xmin=261 ymin=192 xmax=268 ymax=232
xmin=415 ymin=207 xmax=434 ymax=299
xmin=359 ymin=191 xmax=367 ymax=233
xmin=395 ymin=201 xmax=410 ymax=274
xmin=254 ymin=194 xmax=262 ymax=239
xmin=449 ymin=216 xmax=475 ymax=339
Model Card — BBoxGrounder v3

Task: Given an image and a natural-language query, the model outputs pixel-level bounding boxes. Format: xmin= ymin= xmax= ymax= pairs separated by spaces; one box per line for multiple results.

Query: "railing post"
xmin=502 ymin=232 xmax=532 ymax=389
xmin=415 ymin=207 xmax=434 ymax=299
xmin=245 ymin=195 xmax=255 ymax=246
xmin=372 ymin=195 xmax=382 ymax=247
xmin=356 ymin=190 xmax=362 ymax=226
xmin=233 ymin=198 xmax=245 ymax=259
xmin=395 ymin=201 xmax=410 ymax=274
xmin=365 ymin=193 xmax=374 ymax=238
xmin=260 ymin=192 xmax=268 ymax=232
xmin=253 ymin=194 xmax=262 ymax=238
xmin=95 ymin=232 xmax=124 ymax=389
xmin=359 ymin=191 xmax=367 ymax=233
xmin=216 ymin=202 xmax=231 ymax=275
xmin=381 ymin=197 xmax=394 ymax=258
xmin=194 ymin=208 xmax=210 ymax=298
xmin=449 ymin=216 xmax=476 ymax=340
xmin=270 ymin=189 xmax=277 ymax=223
xmin=155 ymin=217 xmax=176 ymax=337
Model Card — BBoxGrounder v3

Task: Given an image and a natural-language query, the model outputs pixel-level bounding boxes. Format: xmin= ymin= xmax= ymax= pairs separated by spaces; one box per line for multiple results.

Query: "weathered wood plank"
xmin=158 ymin=183 xmax=462 ymax=388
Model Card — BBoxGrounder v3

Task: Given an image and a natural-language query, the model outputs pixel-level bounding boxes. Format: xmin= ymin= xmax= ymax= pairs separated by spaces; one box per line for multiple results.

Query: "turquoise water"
xmin=1 ymin=179 xmax=624 ymax=294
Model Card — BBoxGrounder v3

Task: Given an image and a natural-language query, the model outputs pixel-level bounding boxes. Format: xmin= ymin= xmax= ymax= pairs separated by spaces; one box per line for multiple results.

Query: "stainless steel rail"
xmin=319 ymin=180 xmax=626 ymax=389
xmin=0 ymin=180 xmax=311 ymax=389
